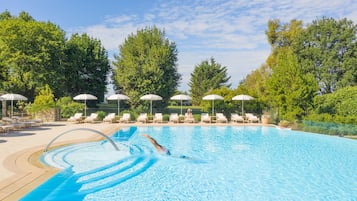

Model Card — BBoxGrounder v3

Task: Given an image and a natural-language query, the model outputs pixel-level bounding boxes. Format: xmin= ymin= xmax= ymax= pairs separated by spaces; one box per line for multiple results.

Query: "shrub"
xmin=26 ymin=85 xmax=55 ymax=116
xmin=163 ymin=114 xmax=169 ymax=122
xmin=96 ymin=111 xmax=106 ymax=121
xmin=278 ymin=120 xmax=289 ymax=128
xmin=57 ymin=96 xmax=84 ymax=118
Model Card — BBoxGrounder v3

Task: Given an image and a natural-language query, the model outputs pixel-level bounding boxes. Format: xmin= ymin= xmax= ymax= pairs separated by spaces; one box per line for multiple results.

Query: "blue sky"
xmin=1 ymin=0 xmax=357 ymax=93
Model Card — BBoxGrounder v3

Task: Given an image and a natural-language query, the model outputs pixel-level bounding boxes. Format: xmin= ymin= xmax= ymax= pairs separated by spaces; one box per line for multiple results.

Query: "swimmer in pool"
xmin=142 ymin=134 xmax=195 ymax=158
xmin=142 ymin=134 xmax=199 ymax=161
xmin=142 ymin=134 xmax=171 ymax=155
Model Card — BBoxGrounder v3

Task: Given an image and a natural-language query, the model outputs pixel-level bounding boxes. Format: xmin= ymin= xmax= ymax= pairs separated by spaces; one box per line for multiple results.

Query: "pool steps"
xmin=43 ymin=142 xmax=98 ymax=169
xmin=31 ymin=142 xmax=157 ymax=200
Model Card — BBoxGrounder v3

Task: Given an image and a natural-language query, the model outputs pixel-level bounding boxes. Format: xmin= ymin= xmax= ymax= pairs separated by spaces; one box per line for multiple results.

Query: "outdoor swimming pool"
xmin=22 ymin=126 xmax=357 ymax=200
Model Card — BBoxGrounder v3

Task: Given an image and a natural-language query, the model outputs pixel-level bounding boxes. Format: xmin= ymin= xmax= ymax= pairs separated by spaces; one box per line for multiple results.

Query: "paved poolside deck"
xmin=0 ymin=121 xmax=265 ymax=200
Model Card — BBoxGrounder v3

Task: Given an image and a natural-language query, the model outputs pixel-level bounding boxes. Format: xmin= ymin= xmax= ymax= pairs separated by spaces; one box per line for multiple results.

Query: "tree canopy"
xmin=293 ymin=17 xmax=357 ymax=94
xmin=0 ymin=11 xmax=110 ymax=102
xmin=240 ymin=17 xmax=357 ymax=121
xmin=63 ymin=33 xmax=110 ymax=102
xmin=266 ymin=48 xmax=318 ymax=120
xmin=112 ymin=26 xmax=181 ymax=108
xmin=0 ymin=11 xmax=66 ymax=100
xmin=189 ymin=57 xmax=231 ymax=105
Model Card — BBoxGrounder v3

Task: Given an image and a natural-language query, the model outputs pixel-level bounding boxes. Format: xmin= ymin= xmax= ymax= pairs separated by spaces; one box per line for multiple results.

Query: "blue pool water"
xmin=22 ymin=126 xmax=357 ymax=200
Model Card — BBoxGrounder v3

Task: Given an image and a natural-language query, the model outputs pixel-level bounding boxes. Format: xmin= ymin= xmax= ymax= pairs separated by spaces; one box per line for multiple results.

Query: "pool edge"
xmin=0 ymin=125 xmax=119 ymax=201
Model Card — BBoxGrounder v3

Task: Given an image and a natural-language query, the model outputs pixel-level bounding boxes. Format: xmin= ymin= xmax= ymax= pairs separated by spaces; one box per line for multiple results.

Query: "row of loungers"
xmin=0 ymin=116 xmax=43 ymax=133
xmin=68 ymin=112 xmax=260 ymax=124
xmin=67 ymin=112 xmax=131 ymax=124
xmin=142 ymin=112 xmax=260 ymax=124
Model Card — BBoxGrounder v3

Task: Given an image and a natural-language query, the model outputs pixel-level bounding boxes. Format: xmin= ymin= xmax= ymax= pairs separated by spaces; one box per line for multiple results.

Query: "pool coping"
xmin=0 ymin=123 xmax=119 ymax=201
xmin=0 ymin=122 xmax=270 ymax=200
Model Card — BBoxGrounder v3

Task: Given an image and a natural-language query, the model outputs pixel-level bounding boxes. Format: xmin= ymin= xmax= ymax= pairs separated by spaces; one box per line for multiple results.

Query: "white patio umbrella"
xmin=0 ymin=93 xmax=28 ymax=117
xmin=202 ymin=94 xmax=224 ymax=115
xmin=170 ymin=94 xmax=191 ymax=115
xmin=107 ymin=94 xmax=130 ymax=115
xmin=232 ymin=94 xmax=254 ymax=115
xmin=73 ymin=93 xmax=98 ymax=116
xmin=140 ymin=94 xmax=162 ymax=115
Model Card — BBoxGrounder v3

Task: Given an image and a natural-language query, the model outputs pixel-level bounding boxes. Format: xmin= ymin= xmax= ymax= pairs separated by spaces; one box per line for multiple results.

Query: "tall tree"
xmin=265 ymin=19 xmax=303 ymax=68
xmin=63 ymin=33 xmax=110 ymax=102
xmin=238 ymin=64 xmax=271 ymax=101
xmin=0 ymin=11 xmax=66 ymax=100
xmin=189 ymin=57 xmax=231 ymax=105
xmin=267 ymin=48 xmax=318 ymax=120
xmin=293 ymin=17 xmax=357 ymax=94
xmin=113 ymin=26 xmax=181 ymax=107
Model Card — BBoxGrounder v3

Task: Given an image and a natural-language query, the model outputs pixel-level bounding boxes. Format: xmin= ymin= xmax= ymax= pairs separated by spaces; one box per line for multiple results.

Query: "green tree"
xmin=63 ymin=33 xmax=110 ymax=102
xmin=113 ymin=26 xmax=181 ymax=108
xmin=0 ymin=11 xmax=66 ymax=100
xmin=0 ymin=10 xmax=12 ymax=20
xmin=267 ymin=48 xmax=318 ymax=121
xmin=189 ymin=57 xmax=231 ymax=105
xmin=313 ymin=86 xmax=357 ymax=116
xmin=237 ymin=64 xmax=271 ymax=111
xmin=26 ymin=84 xmax=55 ymax=115
xmin=56 ymin=96 xmax=84 ymax=118
xmin=265 ymin=19 xmax=303 ymax=68
xmin=293 ymin=17 xmax=357 ymax=94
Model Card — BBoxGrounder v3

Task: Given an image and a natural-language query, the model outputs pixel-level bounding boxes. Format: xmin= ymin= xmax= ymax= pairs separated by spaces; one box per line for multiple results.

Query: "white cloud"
xmin=69 ymin=0 xmax=357 ymax=92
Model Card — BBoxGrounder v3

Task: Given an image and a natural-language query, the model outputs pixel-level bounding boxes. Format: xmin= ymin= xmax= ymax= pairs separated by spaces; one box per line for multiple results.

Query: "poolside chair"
xmin=84 ymin=113 xmax=98 ymax=123
xmin=0 ymin=124 xmax=14 ymax=134
xmin=216 ymin=113 xmax=228 ymax=123
xmin=68 ymin=113 xmax=83 ymax=123
xmin=11 ymin=116 xmax=42 ymax=127
xmin=0 ymin=125 xmax=7 ymax=134
xmin=119 ymin=113 xmax=131 ymax=123
xmin=153 ymin=113 xmax=163 ymax=123
xmin=201 ymin=113 xmax=211 ymax=123
xmin=245 ymin=113 xmax=259 ymax=123
xmin=2 ymin=117 xmax=27 ymax=129
xmin=137 ymin=113 xmax=148 ymax=123
xmin=231 ymin=113 xmax=244 ymax=123
xmin=169 ymin=113 xmax=179 ymax=123
xmin=184 ymin=112 xmax=195 ymax=123
xmin=103 ymin=113 xmax=116 ymax=123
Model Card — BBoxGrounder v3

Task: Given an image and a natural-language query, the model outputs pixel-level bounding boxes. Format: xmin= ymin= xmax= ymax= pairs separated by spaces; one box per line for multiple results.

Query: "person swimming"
xmin=141 ymin=134 xmax=202 ymax=161
xmin=142 ymin=134 xmax=171 ymax=155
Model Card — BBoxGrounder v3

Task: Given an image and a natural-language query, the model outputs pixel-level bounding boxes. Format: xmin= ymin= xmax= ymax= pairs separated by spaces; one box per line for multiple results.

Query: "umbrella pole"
xmin=212 ymin=100 xmax=214 ymax=115
xmin=117 ymin=99 xmax=120 ymax=116
xmin=150 ymin=100 xmax=152 ymax=115
xmin=180 ymin=100 xmax=183 ymax=115
xmin=84 ymin=100 xmax=87 ymax=117
xmin=11 ymin=100 xmax=13 ymax=117
xmin=241 ymin=100 xmax=244 ymax=116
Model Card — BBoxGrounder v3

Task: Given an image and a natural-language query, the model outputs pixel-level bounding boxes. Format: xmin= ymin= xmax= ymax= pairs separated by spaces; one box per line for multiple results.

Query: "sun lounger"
xmin=201 ymin=113 xmax=211 ymax=123
xmin=153 ymin=113 xmax=163 ymax=123
xmin=216 ymin=113 xmax=228 ymax=123
xmin=231 ymin=113 xmax=244 ymax=123
xmin=137 ymin=113 xmax=148 ymax=123
xmin=245 ymin=113 xmax=259 ymax=123
xmin=169 ymin=113 xmax=179 ymax=123
xmin=9 ymin=116 xmax=42 ymax=127
xmin=0 ymin=124 xmax=14 ymax=134
xmin=84 ymin=113 xmax=98 ymax=123
xmin=103 ymin=113 xmax=116 ymax=123
xmin=2 ymin=117 xmax=26 ymax=129
xmin=68 ymin=113 xmax=83 ymax=123
xmin=119 ymin=113 xmax=131 ymax=123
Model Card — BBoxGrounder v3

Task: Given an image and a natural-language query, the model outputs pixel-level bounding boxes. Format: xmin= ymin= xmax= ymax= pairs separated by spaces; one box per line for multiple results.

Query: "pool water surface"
xmin=22 ymin=126 xmax=357 ymax=200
